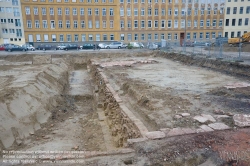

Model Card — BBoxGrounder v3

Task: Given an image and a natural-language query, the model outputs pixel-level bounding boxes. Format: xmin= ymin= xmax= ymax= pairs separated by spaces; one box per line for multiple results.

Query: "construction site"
xmin=0 ymin=50 xmax=250 ymax=166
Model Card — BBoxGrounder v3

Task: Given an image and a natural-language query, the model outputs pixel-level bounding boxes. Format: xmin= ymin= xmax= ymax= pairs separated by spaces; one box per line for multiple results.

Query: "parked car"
xmin=105 ymin=42 xmax=124 ymax=49
xmin=0 ymin=45 xmax=5 ymax=51
xmin=5 ymin=45 xmax=27 ymax=52
xmin=183 ymin=41 xmax=194 ymax=47
xmin=98 ymin=43 xmax=107 ymax=49
xmin=138 ymin=43 xmax=144 ymax=48
xmin=37 ymin=44 xmax=57 ymax=50
xmin=63 ymin=44 xmax=80 ymax=51
xmin=22 ymin=44 xmax=35 ymax=51
xmin=154 ymin=42 xmax=162 ymax=48
xmin=81 ymin=43 xmax=94 ymax=49
xmin=147 ymin=43 xmax=159 ymax=50
xmin=56 ymin=43 xmax=67 ymax=50
xmin=193 ymin=41 xmax=211 ymax=47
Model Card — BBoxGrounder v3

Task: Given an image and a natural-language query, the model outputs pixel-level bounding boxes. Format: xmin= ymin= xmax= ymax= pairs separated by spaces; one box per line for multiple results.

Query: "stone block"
xmin=208 ymin=123 xmax=230 ymax=130
xmin=160 ymin=128 xmax=171 ymax=134
xmin=233 ymin=114 xmax=250 ymax=127
xmin=196 ymin=128 xmax=205 ymax=133
xmin=146 ymin=131 xmax=165 ymax=140
xmin=181 ymin=113 xmax=190 ymax=117
xmin=127 ymin=138 xmax=148 ymax=145
xmin=193 ymin=116 xmax=208 ymax=123
xmin=167 ymin=128 xmax=185 ymax=137
xmin=200 ymin=125 xmax=214 ymax=132
xmin=214 ymin=115 xmax=230 ymax=119
xmin=181 ymin=128 xmax=196 ymax=134
xmin=201 ymin=114 xmax=216 ymax=122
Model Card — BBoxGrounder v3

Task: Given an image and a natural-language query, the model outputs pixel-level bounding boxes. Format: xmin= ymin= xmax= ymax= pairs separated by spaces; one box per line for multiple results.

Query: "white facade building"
xmin=0 ymin=0 xmax=25 ymax=45
xmin=224 ymin=0 xmax=250 ymax=38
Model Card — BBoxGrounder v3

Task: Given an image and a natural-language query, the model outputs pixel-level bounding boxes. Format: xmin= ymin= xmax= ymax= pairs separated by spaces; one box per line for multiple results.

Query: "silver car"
xmin=22 ymin=44 xmax=35 ymax=51
xmin=98 ymin=43 xmax=107 ymax=49
xmin=105 ymin=42 xmax=124 ymax=49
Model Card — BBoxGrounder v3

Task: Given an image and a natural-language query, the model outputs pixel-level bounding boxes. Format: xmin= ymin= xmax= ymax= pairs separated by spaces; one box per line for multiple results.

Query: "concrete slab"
xmin=200 ymin=125 xmax=214 ymax=132
xmin=167 ymin=128 xmax=185 ymax=137
xmin=201 ymin=114 xmax=216 ymax=122
xmin=193 ymin=116 xmax=208 ymax=123
xmin=181 ymin=128 xmax=196 ymax=134
xmin=233 ymin=114 xmax=250 ymax=127
xmin=146 ymin=131 xmax=165 ymax=140
xmin=208 ymin=123 xmax=230 ymax=130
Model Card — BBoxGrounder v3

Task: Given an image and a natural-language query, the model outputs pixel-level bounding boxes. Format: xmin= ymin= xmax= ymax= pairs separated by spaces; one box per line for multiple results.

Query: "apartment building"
xmin=224 ymin=0 xmax=250 ymax=38
xmin=0 ymin=0 xmax=25 ymax=45
xmin=21 ymin=0 xmax=225 ymax=43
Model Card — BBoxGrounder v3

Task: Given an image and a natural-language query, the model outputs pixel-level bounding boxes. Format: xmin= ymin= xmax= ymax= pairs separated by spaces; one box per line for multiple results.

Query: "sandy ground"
xmin=0 ymin=52 xmax=250 ymax=166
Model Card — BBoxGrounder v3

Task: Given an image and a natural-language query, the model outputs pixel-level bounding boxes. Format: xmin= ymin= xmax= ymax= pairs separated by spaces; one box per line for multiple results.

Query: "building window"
xmin=43 ymin=20 xmax=47 ymax=28
xmin=35 ymin=20 xmax=40 ymax=28
xmin=128 ymin=34 xmax=132 ymax=41
xmin=168 ymin=20 xmax=171 ymax=28
xmin=120 ymin=34 xmax=124 ymax=41
xmin=245 ymin=18 xmax=249 ymax=25
xmin=58 ymin=8 xmax=62 ymax=15
xmin=201 ymin=8 xmax=204 ymax=15
xmin=162 ymin=9 xmax=165 ymax=15
xmin=246 ymin=6 xmax=250 ymax=14
xmin=67 ymin=34 xmax=71 ymax=42
xmin=148 ymin=8 xmax=152 ymax=15
xmin=141 ymin=34 xmax=145 ymax=40
xmin=96 ymin=21 xmax=100 ymax=28
xmin=193 ymin=32 xmax=196 ymax=39
xmin=199 ymin=32 xmax=203 ymax=39
xmin=102 ymin=0 xmax=106 ymax=2
xmin=103 ymin=34 xmax=107 ymax=41
xmin=88 ymin=34 xmax=93 ymax=41
xmin=134 ymin=34 xmax=138 ymax=40
xmin=239 ymin=7 xmax=243 ymax=14
xmin=16 ymin=29 xmax=22 ymax=37
xmin=174 ymin=33 xmax=177 ymax=40
xmin=103 ymin=21 xmax=106 ymax=28
xmin=168 ymin=33 xmax=171 ymax=40
xmin=134 ymin=8 xmax=138 ymax=16
xmin=225 ymin=19 xmax=229 ymax=26
xmin=81 ymin=21 xmax=85 ymax=28
xmin=148 ymin=34 xmax=152 ymax=40
xmin=74 ymin=20 xmax=78 ymax=28
xmin=238 ymin=19 xmax=242 ymax=26
xmin=120 ymin=0 xmax=124 ymax=2
xmin=66 ymin=20 xmax=70 ymax=28
xmin=81 ymin=34 xmax=86 ymax=41
xmin=73 ymin=8 xmax=77 ymax=15
xmin=120 ymin=20 xmax=124 ymax=28
xmin=168 ymin=8 xmax=172 ymax=15
xmin=102 ymin=8 xmax=106 ymax=16
xmin=237 ymin=31 xmax=241 ymax=37
xmin=80 ymin=8 xmax=84 ymax=15
xmin=188 ymin=20 xmax=191 ymax=27
xmin=36 ymin=34 xmax=41 ymax=42
xmin=181 ymin=19 xmax=185 ymax=28
xmin=50 ymin=8 xmax=54 ymax=15
xmin=213 ymin=20 xmax=216 ymax=27
xmin=187 ymin=33 xmax=190 ymax=39
xmin=2 ymin=29 xmax=8 ymax=34
xmin=155 ymin=8 xmax=158 ymax=16
xmin=127 ymin=8 xmax=131 ymax=16
xmin=231 ymin=32 xmax=234 ymax=38
xmin=148 ymin=20 xmax=152 ymax=28
xmin=174 ymin=8 xmax=178 ymax=15
xmin=214 ymin=8 xmax=217 ymax=14
xmin=44 ymin=34 xmax=49 ymax=42
xmin=161 ymin=20 xmax=165 ymax=28
xmin=181 ymin=8 xmax=185 ymax=16
xmin=15 ymin=19 xmax=21 ymax=27
xmin=233 ymin=7 xmax=237 ymax=14
xmin=141 ymin=20 xmax=145 ymax=28
xmin=59 ymin=35 xmax=64 ymax=42
xmin=51 ymin=20 xmax=55 ymax=28
xmin=227 ymin=7 xmax=230 ymax=14
xmin=110 ymin=8 xmax=114 ymax=15
xmin=120 ymin=8 xmax=124 ymax=16
xmin=154 ymin=20 xmax=158 ymax=28
xmin=58 ymin=20 xmax=63 ymax=28
xmin=220 ymin=7 xmax=224 ymax=14
xmin=42 ymin=8 xmax=46 ymax=15
xmin=232 ymin=19 xmax=236 ymax=26
xmin=13 ymin=8 xmax=20 ymax=16
xmin=8 ymin=19 xmax=13 ymax=23
xmin=219 ymin=19 xmax=223 ymax=27
xmin=134 ymin=20 xmax=138 ymax=28
xmin=206 ymin=32 xmax=210 ymax=39
xmin=74 ymin=34 xmax=78 ymax=42
xmin=110 ymin=20 xmax=114 ymax=28
xmin=206 ymin=20 xmax=210 ymax=27
xmin=141 ymin=8 xmax=145 ymax=15
xmin=194 ymin=8 xmax=198 ymax=15
xmin=207 ymin=8 xmax=210 ymax=15
xmin=96 ymin=34 xmax=100 ymax=41
xmin=128 ymin=21 xmax=131 ymax=28
xmin=225 ymin=32 xmax=228 ymax=38
xmin=200 ymin=20 xmax=204 ymax=27
xmin=110 ymin=34 xmax=114 ymax=40
xmin=174 ymin=20 xmax=178 ymax=28
xmin=25 ymin=7 xmax=30 ymax=15
xmin=88 ymin=8 xmax=92 ymax=15
xmin=212 ymin=32 xmax=216 ymax=39
xmin=88 ymin=20 xmax=92 ymax=28
xmin=187 ymin=8 xmax=191 ymax=15
xmin=27 ymin=20 xmax=32 ymax=28
xmin=65 ymin=8 xmax=69 ymax=15
xmin=161 ymin=33 xmax=165 ymax=39
xmin=52 ymin=34 xmax=56 ymax=42
xmin=12 ymin=0 xmax=18 ymax=5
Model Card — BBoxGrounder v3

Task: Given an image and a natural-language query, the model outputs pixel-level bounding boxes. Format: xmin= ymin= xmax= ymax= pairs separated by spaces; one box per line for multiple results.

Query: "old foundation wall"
xmin=88 ymin=60 xmax=149 ymax=147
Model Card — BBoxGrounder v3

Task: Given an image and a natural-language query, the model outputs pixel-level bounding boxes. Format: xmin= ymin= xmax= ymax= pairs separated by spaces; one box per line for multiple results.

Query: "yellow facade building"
xmin=21 ymin=0 xmax=225 ymax=44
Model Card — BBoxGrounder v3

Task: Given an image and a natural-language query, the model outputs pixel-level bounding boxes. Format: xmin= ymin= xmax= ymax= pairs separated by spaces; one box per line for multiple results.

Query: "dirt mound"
xmin=0 ymin=60 xmax=69 ymax=149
